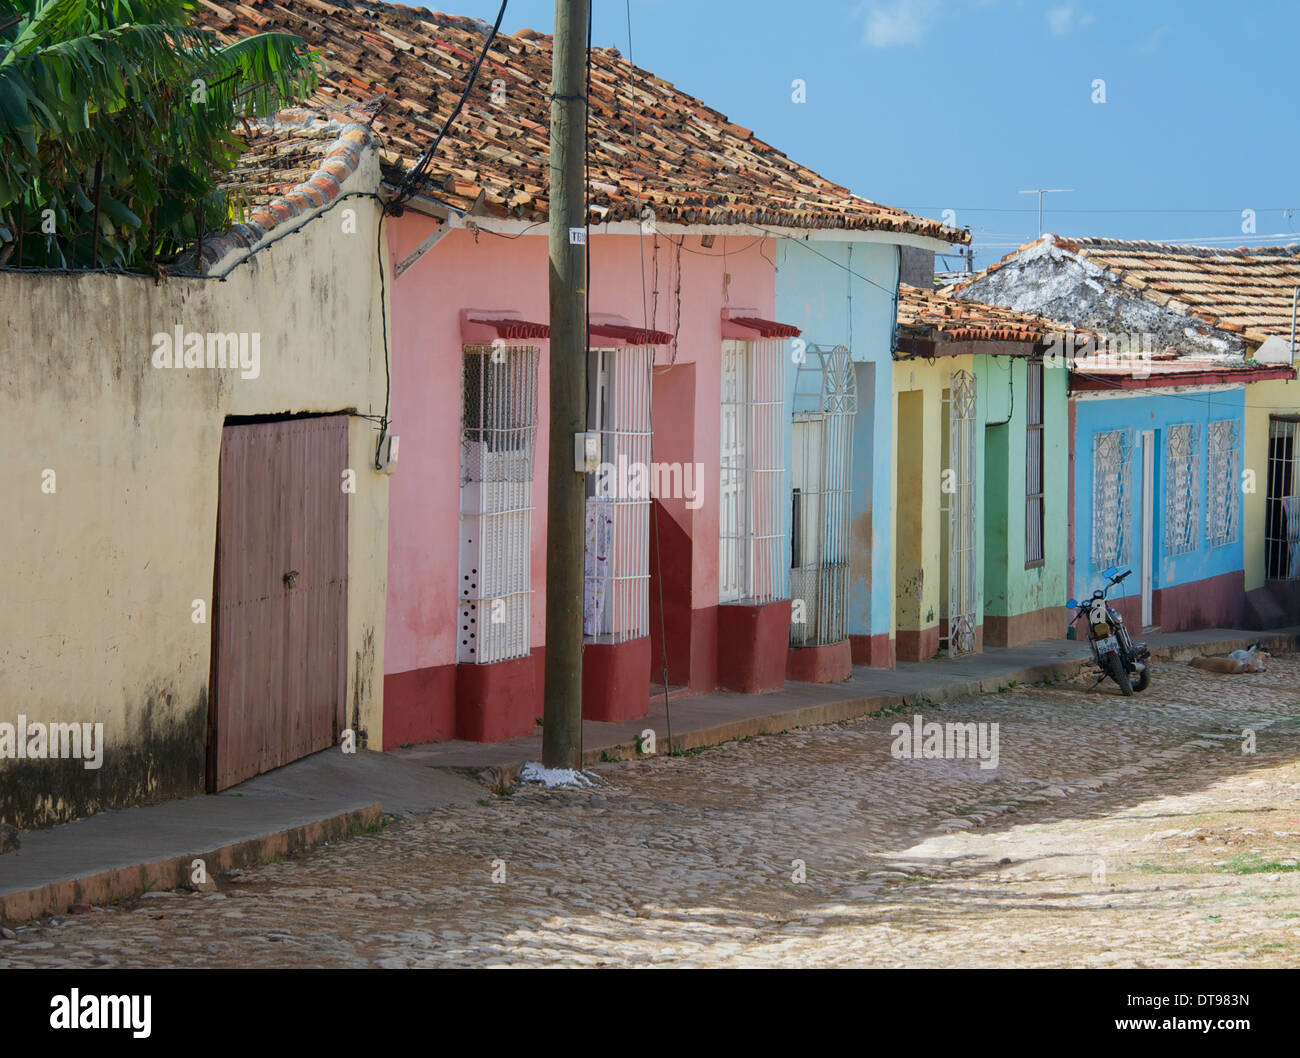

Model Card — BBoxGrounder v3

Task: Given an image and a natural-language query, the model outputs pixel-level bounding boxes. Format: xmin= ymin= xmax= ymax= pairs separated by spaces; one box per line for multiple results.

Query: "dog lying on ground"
xmin=1188 ymin=644 xmax=1270 ymax=674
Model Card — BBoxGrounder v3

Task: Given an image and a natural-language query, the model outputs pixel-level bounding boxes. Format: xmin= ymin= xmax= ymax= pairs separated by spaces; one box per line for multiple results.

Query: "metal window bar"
xmin=458 ymin=344 xmax=538 ymax=664
xmin=1164 ymin=422 xmax=1200 ymax=558
xmin=584 ymin=345 xmax=652 ymax=642
xmin=1025 ymin=361 xmax=1045 ymax=566
xmin=945 ymin=369 xmax=978 ymax=655
xmin=720 ymin=339 xmax=786 ymax=604
xmin=1206 ymin=419 xmax=1241 ymax=548
xmin=1092 ymin=429 xmax=1133 ymax=568
xmin=789 ymin=344 xmax=857 ymax=647
xmin=1266 ymin=417 xmax=1300 ymax=580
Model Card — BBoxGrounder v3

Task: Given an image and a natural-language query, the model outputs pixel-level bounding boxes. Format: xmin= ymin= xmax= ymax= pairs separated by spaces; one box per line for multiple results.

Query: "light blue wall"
xmin=775 ymin=239 xmax=899 ymax=640
xmin=1072 ymin=388 xmax=1246 ymax=600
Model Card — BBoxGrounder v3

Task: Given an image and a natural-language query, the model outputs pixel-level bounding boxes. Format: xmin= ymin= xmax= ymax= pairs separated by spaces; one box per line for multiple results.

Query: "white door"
xmin=1140 ymin=429 xmax=1154 ymax=628
xmin=719 ymin=341 xmax=748 ymax=603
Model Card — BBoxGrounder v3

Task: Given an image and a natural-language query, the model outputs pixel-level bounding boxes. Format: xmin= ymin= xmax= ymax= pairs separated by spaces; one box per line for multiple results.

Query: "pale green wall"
xmin=976 ymin=356 xmax=1068 ymax=620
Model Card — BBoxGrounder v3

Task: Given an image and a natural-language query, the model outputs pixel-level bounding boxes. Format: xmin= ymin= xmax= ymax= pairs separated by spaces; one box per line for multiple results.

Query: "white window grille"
xmin=1206 ymin=418 xmax=1240 ymax=548
xmin=1266 ymin=417 xmax=1300 ymax=580
xmin=789 ymin=345 xmax=856 ymax=648
xmin=458 ymin=345 xmax=538 ymax=664
xmin=941 ymin=370 xmax=978 ymax=655
xmin=1092 ymin=429 xmax=1133 ymax=569
xmin=1164 ymin=422 xmax=1200 ymax=558
xmin=719 ymin=339 xmax=786 ymax=604
xmin=584 ymin=345 xmax=652 ymax=642
xmin=1025 ymin=361 xmax=1045 ymax=567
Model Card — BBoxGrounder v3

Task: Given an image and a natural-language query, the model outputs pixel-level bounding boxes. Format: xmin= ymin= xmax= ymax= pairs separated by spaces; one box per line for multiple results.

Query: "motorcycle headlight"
xmin=1092 ymin=622 xmax=1111 ymax=636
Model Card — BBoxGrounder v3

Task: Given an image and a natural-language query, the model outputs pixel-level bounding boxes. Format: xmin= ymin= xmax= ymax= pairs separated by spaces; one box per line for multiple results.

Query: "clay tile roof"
xmin=193 ymin=0 xmax=966 ymax=242
xmin=896 ymin=283 xmax=1066 ymax=346
xmin=955 ymin=234 xmax=1300 ymax=346
xmin=195 ymin=107 xmax=374 ymax=271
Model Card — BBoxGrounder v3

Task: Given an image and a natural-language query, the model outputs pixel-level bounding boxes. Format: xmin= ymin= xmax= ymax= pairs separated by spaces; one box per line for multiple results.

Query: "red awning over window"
xmin=477 ymin=318 xmax=550 ymax=339
xmin=722 ymin=315 xmax=801 ymax=339
xmin=587 ymin=322 xmax=675 ymax=345
xmin=460 ymin=311 xmax=550 ymax=343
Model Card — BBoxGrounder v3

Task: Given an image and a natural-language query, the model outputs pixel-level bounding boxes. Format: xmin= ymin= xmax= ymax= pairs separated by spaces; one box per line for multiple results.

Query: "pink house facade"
xmin=381 ymin=217 xmax=796 ymax=745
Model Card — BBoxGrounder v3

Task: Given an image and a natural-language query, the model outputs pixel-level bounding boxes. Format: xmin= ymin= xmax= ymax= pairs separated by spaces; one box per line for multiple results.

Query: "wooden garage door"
xmin=211 ymin=416 xmax=348 ymax=791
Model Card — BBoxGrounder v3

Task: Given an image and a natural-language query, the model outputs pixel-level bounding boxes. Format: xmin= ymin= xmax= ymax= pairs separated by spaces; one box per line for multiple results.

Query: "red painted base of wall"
xmin=382 ymin=664 xmax=456 ymax=749
xmin=896 ymin=625 xmax=939 ymax=663
xmin=717 ymin=600 xmax=792 ymax=693
xmin=454 ymin=648 xmax=543 ymax=743
xmin=583 ymin=637 xmax=652 ymax=722
xmin=648 ymin=500 xmax=718 ymax=693
xmin=985 ymin=606 xmax=1068 ymax=648
xmin=850 ymin=633 xmax=895 ymax=668
xmin=786 ymin=639 xmax=853 ymax=683
xmin=1153 ymin=570 xmax=1245 ymax=632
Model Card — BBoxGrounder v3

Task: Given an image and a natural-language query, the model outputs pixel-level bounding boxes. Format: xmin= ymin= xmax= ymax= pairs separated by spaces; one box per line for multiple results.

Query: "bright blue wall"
xmin=1072 ymin=388 xmax=1246 ymax=601
xmin=775 ymin=239 xmax=899 ymax=640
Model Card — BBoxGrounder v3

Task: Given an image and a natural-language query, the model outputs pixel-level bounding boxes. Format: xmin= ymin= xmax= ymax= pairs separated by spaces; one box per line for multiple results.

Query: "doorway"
xmin=942 ymin=370 xmax=978 ymax=655
xmin=209 ymin=415 xmax=349 ymax=791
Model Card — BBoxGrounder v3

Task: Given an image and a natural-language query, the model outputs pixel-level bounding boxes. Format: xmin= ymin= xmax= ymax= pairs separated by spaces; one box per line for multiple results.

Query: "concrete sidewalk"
xmin=394 ymin=626 xmax=1300 ymax=775
xmin=2 ymin=625 xmax=1295 ymax=927
xmin=0 ymin=749 xmax=484 ymax=925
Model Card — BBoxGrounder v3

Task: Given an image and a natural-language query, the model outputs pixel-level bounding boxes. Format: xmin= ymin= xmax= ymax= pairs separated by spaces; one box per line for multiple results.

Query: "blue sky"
xmin=436 ymin=0 xmax=1299 ymax=269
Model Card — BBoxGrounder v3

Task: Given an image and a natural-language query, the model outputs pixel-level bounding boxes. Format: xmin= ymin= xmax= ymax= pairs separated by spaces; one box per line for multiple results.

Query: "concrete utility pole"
xmin=543 ymin=0 xmax=590 ymax=770
xmin=1018 ymin=188 xmax=1074 ymax=238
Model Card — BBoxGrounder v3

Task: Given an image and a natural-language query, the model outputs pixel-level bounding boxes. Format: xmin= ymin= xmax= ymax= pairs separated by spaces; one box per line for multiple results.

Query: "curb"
xmin=506 ymin=631 xmax=1300 ymax=775
xmin=0 ymin=803 xmax=381 ymax=927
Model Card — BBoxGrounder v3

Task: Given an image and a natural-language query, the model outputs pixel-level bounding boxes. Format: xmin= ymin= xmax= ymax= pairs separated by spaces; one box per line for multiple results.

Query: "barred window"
xmin=1092 ymin=429 xmax=1133 ymax=569
xmin=1164 ymin=423 xmax=1200 ymax=558
xmin=584 ymin=345 xmax=652 ymax=642
xmin=789 ymin=344 xmax=857 ymax=648
xmin=1025 ymin=360 xmax=1045 ymax=567
xmin=1206 ymin=419 xmax=1240 ymax=548
xmin=719 ymin=339 xmax=786 ymax=604
xmin=1265 ymin=417 xmax=1300 ymax=580
xmin=458 ymin=345 xmax=538 ymax=664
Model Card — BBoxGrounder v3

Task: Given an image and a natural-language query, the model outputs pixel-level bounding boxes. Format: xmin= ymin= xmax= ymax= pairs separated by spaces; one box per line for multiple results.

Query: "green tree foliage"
xmin=0 ymin=0 xmax=321 ymax=269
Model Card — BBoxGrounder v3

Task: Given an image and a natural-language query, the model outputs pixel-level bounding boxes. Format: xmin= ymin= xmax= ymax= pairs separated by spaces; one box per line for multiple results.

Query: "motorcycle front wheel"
xmin=1107 ymin=653 xmax=1134 ymax=696
xmin=1132 ymin=664 xmax=1150 ymax=692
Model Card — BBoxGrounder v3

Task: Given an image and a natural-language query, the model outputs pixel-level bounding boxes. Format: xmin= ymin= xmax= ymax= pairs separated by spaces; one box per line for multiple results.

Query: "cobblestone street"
xmin=4 ymin=656 xmax=1300 ymax=968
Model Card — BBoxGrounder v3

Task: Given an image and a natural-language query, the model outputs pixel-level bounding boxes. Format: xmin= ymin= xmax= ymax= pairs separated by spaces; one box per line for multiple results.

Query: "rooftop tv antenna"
xmin=1019 ymin=188 xmax=1075 ymax=238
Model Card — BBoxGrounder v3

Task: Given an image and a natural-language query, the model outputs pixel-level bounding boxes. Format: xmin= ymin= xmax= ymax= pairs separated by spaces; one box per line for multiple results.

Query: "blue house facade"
xmin=774 ymin=237 xmax=949 ymax=671
xmin=1071 ymin=384 xmax=1247 ymax=631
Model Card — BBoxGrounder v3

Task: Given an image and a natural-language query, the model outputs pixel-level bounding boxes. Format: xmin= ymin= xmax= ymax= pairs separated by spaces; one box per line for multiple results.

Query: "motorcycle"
xmin=1067 ymin=567 xmax=1150 ymax=695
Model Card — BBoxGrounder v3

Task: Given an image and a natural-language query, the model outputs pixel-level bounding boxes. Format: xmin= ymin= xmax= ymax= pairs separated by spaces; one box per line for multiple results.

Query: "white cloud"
xmin=858 ymin=0 xmax=940 ymax=48
xmin=1046 ymin=4 xmax=1094 ymax=37
xmin=1139 ymin=25 xmax=1174 ymax=53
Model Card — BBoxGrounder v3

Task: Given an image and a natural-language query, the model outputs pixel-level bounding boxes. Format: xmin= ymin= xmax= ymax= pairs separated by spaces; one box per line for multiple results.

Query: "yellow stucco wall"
xmin=0 ymin=154 xmax=390 ymax=826
xmin=891 ymin=356 xmax=978 ymax=642
xmin=1244 ymin=375 xmax=1300 ymax=591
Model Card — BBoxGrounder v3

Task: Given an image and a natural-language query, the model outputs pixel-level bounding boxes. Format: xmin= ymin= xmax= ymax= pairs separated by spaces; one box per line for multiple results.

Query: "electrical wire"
xmin=756 ymin=226 xmax=901 ymax=299
xmin=390 ymin=0 xmax=507 ymax=211
xmin=908 ymin=206 xmax=1300 ymax=215
xmin=625 ymin=0 xmax=673 ymax=750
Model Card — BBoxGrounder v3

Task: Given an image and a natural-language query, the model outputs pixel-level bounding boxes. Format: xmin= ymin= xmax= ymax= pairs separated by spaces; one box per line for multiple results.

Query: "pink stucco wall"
xmin=383 ymin=217 xmax=776 ymax=680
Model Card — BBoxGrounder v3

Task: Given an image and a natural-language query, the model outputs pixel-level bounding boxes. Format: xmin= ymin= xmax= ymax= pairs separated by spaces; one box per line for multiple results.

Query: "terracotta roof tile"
xmin=197 ymin=108 xmax=373 ymax=270
xmin=896 ymin=283 xmax=1069 ymax=346
xmin=957 ymin=234 xmax=1300 ymax=345
xmin=194 ymin=0 xmax=966 ymax=241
